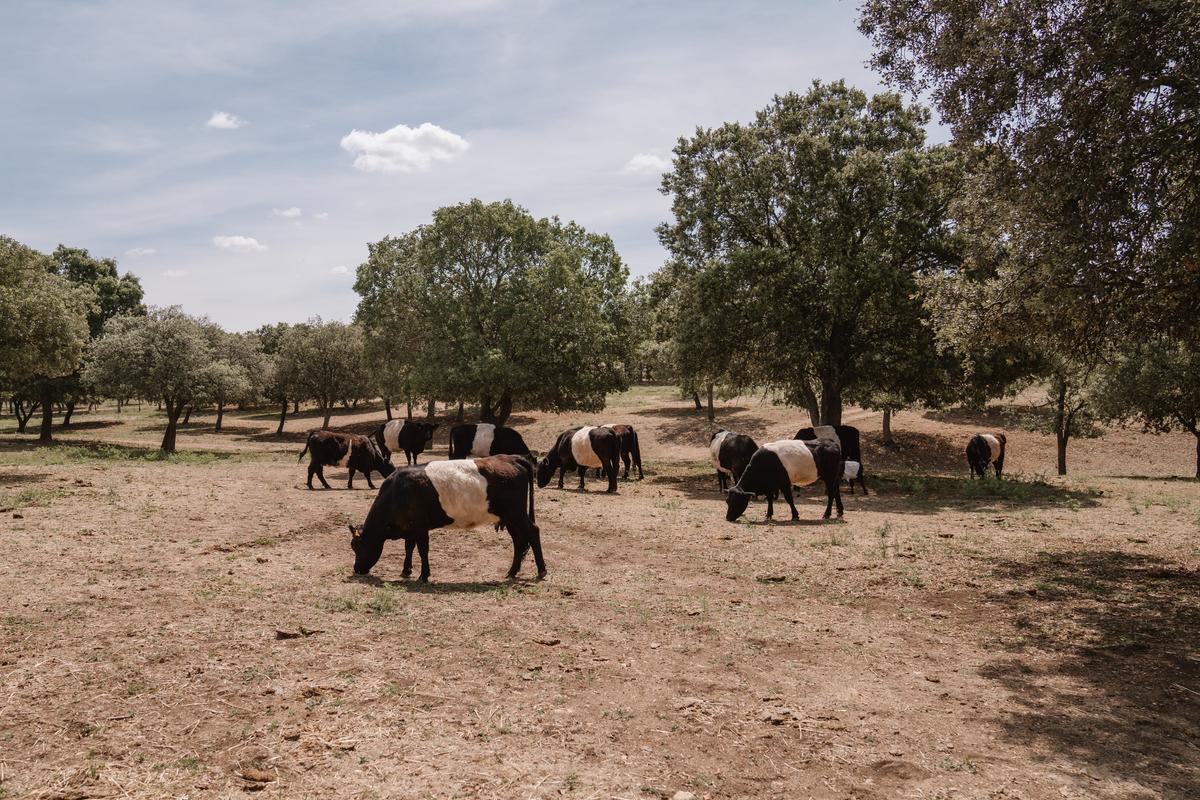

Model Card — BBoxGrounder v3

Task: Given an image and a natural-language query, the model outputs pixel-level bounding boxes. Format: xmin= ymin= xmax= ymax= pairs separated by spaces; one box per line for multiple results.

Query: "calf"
xmin=842 ymin=460 xmax=868 ymax=494
xmin=298 ymin=430 xmax=394 ymax=490
xmin=537 ymin=425 xmax=620 ymax=493
xmin=449 ymin=423 xmax=532 ymax=459
xmin=967 ymin=432 xmax=1007 ymax=479
xmin=599 ymin=423 xmax=644 ymax=480
xmin=374 ymin=420 xmax=438 ymax=465
xmin=349 ymin=454 xmax=544 ymax=581
xmin=710 ymin=430 xmax=758 ymax=492
xmin=726 ymin=439 xmax=844 ymax=521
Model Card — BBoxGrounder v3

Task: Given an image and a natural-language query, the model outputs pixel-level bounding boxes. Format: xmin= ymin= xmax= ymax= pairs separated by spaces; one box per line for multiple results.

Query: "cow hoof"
xmin=536 ymin=570 xmax=547 ymax=580
xmin=419 ymin=576 xmax=430 ymax=583
xmin=400 ymin=570 xmax=412 ymax=578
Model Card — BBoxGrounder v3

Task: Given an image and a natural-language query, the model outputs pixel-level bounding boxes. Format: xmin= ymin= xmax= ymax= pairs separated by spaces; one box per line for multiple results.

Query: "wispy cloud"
xmin=340 ymin=122 xmax=469 ymax=173
xmin=272 ymin=207 xmax=302 ymax=218
xmin=330 ymin=264 xmax=349 ymax=275
xmin=621 ymin=152 xmax=672 ymax=176
xmin=163 ymin=268 xmax=189 ymax=278
xmin=125 ymin=247 xmax=157 ymax=256
xmin=312 ymin=211 xmax=329 ymax=221
xmin=207 ymin=111 xmax=246 ymax=130
xmin=212 ymin=235 xmax=266 ymax=252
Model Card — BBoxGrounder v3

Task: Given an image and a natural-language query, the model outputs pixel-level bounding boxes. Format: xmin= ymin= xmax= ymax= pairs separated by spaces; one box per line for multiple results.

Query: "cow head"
xmin=535 ymin=456 xmax=555 ymax=488
xmin=349 ymin=523 xmax=384 ymax=575
xmin=725 ymin=487 xmax=751 ymax=522
xmin=423 ymin=423 xmax=439 ymax=442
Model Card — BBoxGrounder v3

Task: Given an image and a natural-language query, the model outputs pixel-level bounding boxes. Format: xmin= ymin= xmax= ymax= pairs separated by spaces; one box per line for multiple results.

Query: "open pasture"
xmin=2 ymin=387 xmax=1198 ymax=799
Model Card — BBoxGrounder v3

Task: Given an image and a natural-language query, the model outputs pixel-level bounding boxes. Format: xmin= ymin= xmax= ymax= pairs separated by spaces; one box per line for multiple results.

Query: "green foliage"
xmin=354 ymin=199 xmax=633 ymax=422
xmin=276 ymin=318 xmax=367 ymax=427
xmin=655 ymin=82 xmax=970 ymax=424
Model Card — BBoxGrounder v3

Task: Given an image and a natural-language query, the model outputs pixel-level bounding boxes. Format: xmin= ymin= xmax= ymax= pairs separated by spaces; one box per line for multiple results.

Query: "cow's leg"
xmin=346 ymin=468 xmax=355 ymax=490
xmin=825 ymin=479 xmax=843 ymax=518
xmin=527 ymin=523 xmax=547 ymax=579
xmin=577 ymin=466 xmax=587 ymax=491
xmin=765 ymin=491 xmax=775 ymax=520
xmin=416 ymin=531 xmax=431 ymax=582
xmin=782 ymin=484 xmax=799 ymax=521
xmin=621 ymin=450 xmax=631 ymax=479
xmin=401 ymin=538 xmax=416 ymax=577
xmin=307 ymin=464 xmax=316 ymax=489
xmin=995 ymin=457 xmax=1004 ymax=479
xmin=315 ymin=464 xmax=332 ymax=489
xmin=717 ymin=471 xmax=726 ymax=492
xmin=860 ymin=470 xmax=868 ymax=496
xmin=606 ymin=456 xmax=618 ymax=493
xmin=366 ymin=471 xmax=376 ymax=489
xmin=506 ymin=527 xmax=529 ymax=579
xmin=557 ymin=466 xmax=565 ymax=490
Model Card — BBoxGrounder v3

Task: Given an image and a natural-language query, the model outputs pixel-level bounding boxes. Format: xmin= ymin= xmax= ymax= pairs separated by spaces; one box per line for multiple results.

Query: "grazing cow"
xmin=796 ymin=424 xmax=865 ymax=495
xmin=726 ymin=439 xmax=844 ymax=522
xmin=374 ymin=420 xmax=438 ymax=465
xmin=842 ymin=460 xmax=868 ymax=494
xmin=449 ymin=423 xmax=532 ymax=460
xmin=710 ymin=430 xmax=758 ymax=492
xmin=537 ymin=426 xmax=620 ymax=493
xmin=598 ymin=423 xmax=644 ymax=480
xmin=298 ymin=430 xmax=394 ymax=490
xmin=967 ymin=433 xmax=1007 ymax=479
xmin=349 ymin=454 xmax=544 ymax=581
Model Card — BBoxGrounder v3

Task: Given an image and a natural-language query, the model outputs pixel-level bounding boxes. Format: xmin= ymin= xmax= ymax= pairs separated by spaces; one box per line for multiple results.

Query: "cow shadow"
xmin=979 ymin=550 xmax=1200 ymax=797
xmin=349 ymin=573 xmax=539 ymax=594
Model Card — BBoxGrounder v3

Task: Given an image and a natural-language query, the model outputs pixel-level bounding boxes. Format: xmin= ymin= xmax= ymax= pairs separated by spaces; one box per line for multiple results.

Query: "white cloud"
xmin=207 ymin=111 xmax=246 ymax=130
xmin=340 ymin=122 xmax=469 ymax=173
xmin=312 ymin=211 xmax=329 ymax=221
xmin=212 ymin=235 xmax=266 ymax=253
xmin=125 ymin=247 xmax=157 ymax=256
xmin=330 ymin=264 xmax=349 ymax=275
xmin=272 ymin=206 xmax=302 ymax=218
xmin=621 ymin=152 xmax=672 ymax=176
xmin=163 ymin=269 xmax=189 ymax=278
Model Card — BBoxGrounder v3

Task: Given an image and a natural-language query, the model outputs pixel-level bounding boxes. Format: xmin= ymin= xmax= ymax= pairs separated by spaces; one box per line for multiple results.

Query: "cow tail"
xmin=297 ymin=433 xmax=312 ymax=462
xmin=527 ymin=462 xmax=536 ymax=525
xmin=632 ymin=431 xmax=643 ymax=472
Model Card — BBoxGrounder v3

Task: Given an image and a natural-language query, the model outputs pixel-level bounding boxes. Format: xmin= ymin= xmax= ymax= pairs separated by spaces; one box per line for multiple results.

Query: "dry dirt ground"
xmin=1 ymin=386 xmax=1197 ymax=800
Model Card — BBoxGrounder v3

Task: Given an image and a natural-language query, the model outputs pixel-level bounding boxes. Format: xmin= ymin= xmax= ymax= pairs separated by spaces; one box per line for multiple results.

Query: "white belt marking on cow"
xmin=843 ymin=460 xmax=861 ymax=481
xmin=710 ymin=430 xmax=732 ymax=475
xmin=571 ymin=426 xmax=603 ymax=468
xmin=425 ymin=460 xmax=499 ymax=529
xmin=383 ymin=420 xmax=404 ymax=452
xmin=335 ymin=449 xmax=352 ymax=468
xmin=471 ymin=423 xmax=496 ymax=457
xmin=981 ymin=434 xmax=1002 ymax=462
xmin=811 ymin=425 xmax=842 ymax=450
xmin=764 ymin=439 xmax=819 ymax=487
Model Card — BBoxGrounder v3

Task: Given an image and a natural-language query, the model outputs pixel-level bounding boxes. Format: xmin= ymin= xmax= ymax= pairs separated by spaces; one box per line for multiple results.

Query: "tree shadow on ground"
xmin=0 ymin=438 xmax=240 ymax=463
xmin=58 ymin=419 xmax=121 ymax=431
xmin=1102 ymin=474 xmax=1199 ymax=482
xmin=922 ymin=405 xmax=1017 ymax=427
xmin=844 ymin=473 xmax=1103 ymax=515
xmin=0 ymin=472 xmax=54 ymax=486
xmin=979 ymin=550 xmax=1200 ymax=797
xmin=649 ymin=412 xmax=782 ymax=449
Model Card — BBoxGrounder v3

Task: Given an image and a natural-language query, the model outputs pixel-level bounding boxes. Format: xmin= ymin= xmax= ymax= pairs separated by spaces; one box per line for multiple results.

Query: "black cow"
xmin=537 ymin=425 xmax=620 ymax=493
xmin=710 ymin=430 xmax=758 ymax=492
xmin=349 ymin=454 xmax=544 ymax=581
xmin=795 ymin=424 xmax=865 ymax=495
xmin=374 ymin=420 xmax=438 ymax=465
xmin=841 ymin=460 xmax=868 ymax=494
xmin=449 ymin=423 xmax=532 ymax=459
xmin=298 ymin=430 xmax=394 ymax=490
xmin=594 ymin=423 xmax=644 ymax=480
xmin=726 ymin=439 xmax=844 ymax=521
xmin=967 ymin=432 xmax=1007 ymax=479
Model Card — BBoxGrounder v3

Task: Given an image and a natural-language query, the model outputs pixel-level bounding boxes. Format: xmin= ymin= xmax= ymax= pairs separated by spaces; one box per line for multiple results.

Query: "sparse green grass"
xmin=0 ymin=487 xmax=70 ymax=509
xmin=366 ymin=586 xmax=397 ymax=615
xmin=2 ymin=442 xmax=254 ymax=466
xmin=899 ymin=568 xmax=925 ymax=589
xmin=877 ymin=472 xmax=1101 ymax=509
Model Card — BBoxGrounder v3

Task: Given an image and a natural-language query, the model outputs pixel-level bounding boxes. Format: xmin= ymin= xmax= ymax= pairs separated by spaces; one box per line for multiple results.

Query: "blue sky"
xmin=1 ymin=0 xmax=913 ymax=331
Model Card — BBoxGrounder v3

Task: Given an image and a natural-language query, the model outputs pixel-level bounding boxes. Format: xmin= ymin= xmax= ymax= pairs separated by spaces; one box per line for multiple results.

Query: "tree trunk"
xmin=38 ymin=384 xmax=54 ymax=442
xmin=882 ymin=408 xmax=894 ymax=445
xmin=276 ymin=401 xmax=287 ymax=436
xmin=819 ymin=385 xmax=843 ymax=427
xmin=800 ymin=383 xmax=821 ymax=427
xmin=215 ymin=401 xmax=225 ymax=432
xmin=480 ymin=393 xmax=495 ymax=423
xmin=384 ymin=397 xmax=392 ymax=421
xmin=116 ymin=398 xmax=123 ymax=413
xmin=62 ymin=400 xmax=76 ymax=427
xmin=426 ymin=397 xmax=436 ymax=420
xmin=293 ymin=400 xmax=299 ymax=414
xmin=15 ymin=400 xmax=38 ymax=433
xmin=322 ymin=403 xmax=332 ymax=429
xmin=1056 ymin=433 xmax=1069 ymax=476
xmin=456 ymin=401 xmax=464 ymax=422
xmin=692 ymin=391 xmax=702 ymax=411
xmin=706 ymin=384 xmax=715 ymax=423
xmin=492 ymin=389 xmax=513 ymax=427
xmin=406 ymin=400 xmax=413 ymax=421
xmin=1193 ymin=431 xmax=1199 ymax=479
xmin=182 ymin=405 xmax=193 ymax=425
xmin=161 ymin=402 xmax=182 ymax=452
xmin=1054 ymin=381 xmax=1068 ymax=476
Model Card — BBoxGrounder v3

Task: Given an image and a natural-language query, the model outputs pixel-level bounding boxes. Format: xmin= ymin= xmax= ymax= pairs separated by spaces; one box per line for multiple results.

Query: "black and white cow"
xmin=298 ymin=430 xmax=394 ymax=490
xmin=796 ymin=424 xmax=866 ymax=494
xmin=967 ymin=432 xmax=1007 ymax=479
xmin=726 ymin=439 xmax=844 ymax=522
xmin=349 ymin=454 xmax=544 ymax=581
xmin=710 ymin=430 xmax=758 ymax=492
xmin=448 ymin=423 xmax=532 ymax=460
xmin=374 ymin=420 xmax=438 ymax=465
xmin=537 ymin=425 xmax=620 ymax=493
xmin=596 ymin=423 xmax=644 ymax=480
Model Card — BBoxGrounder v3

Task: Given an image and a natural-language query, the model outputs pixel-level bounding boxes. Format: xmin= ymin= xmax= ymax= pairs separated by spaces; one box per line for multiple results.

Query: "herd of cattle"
xmin=298 ymin=420 xmax=1010 ymax=581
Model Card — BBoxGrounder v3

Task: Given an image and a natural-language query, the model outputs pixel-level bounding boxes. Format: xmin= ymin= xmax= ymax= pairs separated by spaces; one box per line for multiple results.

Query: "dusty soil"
xmin=1 ymin=386 xmax=1197 ymax=799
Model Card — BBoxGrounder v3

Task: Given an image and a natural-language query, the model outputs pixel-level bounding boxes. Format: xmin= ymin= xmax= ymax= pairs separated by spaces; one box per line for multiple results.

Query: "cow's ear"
xmin=349 ymin=524 xmax=361 ymax=539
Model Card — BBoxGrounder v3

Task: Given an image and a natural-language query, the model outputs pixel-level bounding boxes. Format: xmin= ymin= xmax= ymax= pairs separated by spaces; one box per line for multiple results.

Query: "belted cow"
xmin=967 ymin=433 xmax=1007 ymax=479
xmin=596 ymin=423 xmax=644 ymax=480
xmin=374 ymin=420 xmax=438 ymax=465
xmin=725 ymin=438 xmax=844 ymax=521
xmin=349 ymin=454 xmax=545 ymax=581
xmin=449 ymin=423 xmax=532 ymax=459
xmin=298 ymin=430 xmax=394 ymax=490
xmin=710 ymin=430 xmax=758 ymax=492
xmin=795 ymin=424 xmax=866 ymax=494
xmin=537 ymin=425 xmax=620 ymax=493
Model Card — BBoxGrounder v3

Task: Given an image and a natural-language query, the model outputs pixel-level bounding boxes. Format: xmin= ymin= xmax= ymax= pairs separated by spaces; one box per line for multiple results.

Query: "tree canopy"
xmin=277 ymin=319 xmax=368 ymax=429
xmin=354 ymin=199 xmax=634 ymax=425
